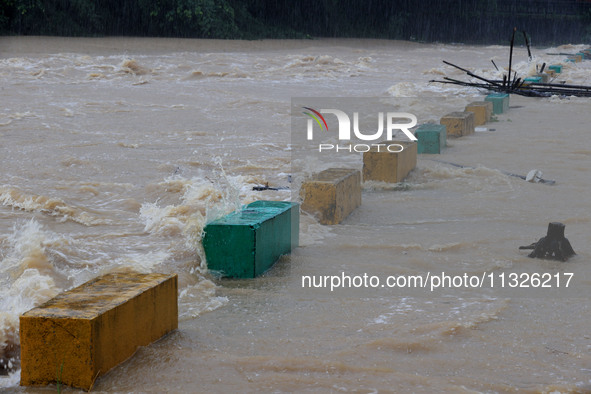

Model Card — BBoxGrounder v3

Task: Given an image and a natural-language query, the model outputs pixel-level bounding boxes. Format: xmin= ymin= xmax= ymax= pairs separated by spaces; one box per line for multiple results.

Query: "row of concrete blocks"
xmin=300 ymin=93 xmax=512 ymax=227
xmin=19 ymin=93 xmax=514 ymax=390
xmin=300 ymin=93 xmax=511 ymax=227
xmin=202 ymin=144 xmax=419 ymax=273
xmin=202 ymin=93 xmax=511 ymax=279
xmin=416 ymin=93 xmax=509 ymax=155
xmin=523 ymin=64 xmax=567 ymax=84
xmin=21 ymin=153 xmax=418 ymax=388
xmin=202 ymin=139 xmax=420 ymax=277
xmin=299 ymin=141 xmax=415 ymax=226
xmin=565 ymin=48 xmax=591 ymax=63
xmin=19 ymin=91 xmax=497 ymax=388
xmin=15 ymin=145 xmax=436 ymax=389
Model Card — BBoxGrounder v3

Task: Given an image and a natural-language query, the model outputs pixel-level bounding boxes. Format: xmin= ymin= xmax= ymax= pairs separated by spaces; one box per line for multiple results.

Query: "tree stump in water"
xmin=519 ymin=222 xmax=576 ymax=261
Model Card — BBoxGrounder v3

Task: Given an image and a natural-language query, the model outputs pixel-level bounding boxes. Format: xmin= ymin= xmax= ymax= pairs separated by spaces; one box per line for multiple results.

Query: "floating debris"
xmin=430 ymin=29 xmax=591 ymax=97
xmin=252 ymin=182 xmax=290 ymax=191
xmin=525 ymin=169 xmax=543 ymax=183
xmin=429 ymin=159 xmax=556 ymax=185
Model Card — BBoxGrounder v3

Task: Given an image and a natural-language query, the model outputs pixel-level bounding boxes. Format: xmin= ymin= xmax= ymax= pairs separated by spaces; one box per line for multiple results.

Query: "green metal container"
xmin=523 ymin=76 xmax=542 ymax=84
xmin=415 ymin=124 xmax=446 ymax=154
xmin=202 ymin=201 xmax=299 ymax=278
xmin=485 ymin=93 xmax=509 ymax=115
xmin=548 ymin=65 xmax=562 ymax=74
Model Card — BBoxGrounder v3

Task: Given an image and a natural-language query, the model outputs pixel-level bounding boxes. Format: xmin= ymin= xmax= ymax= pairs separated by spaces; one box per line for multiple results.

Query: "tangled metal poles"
xmin=430 ymin=29 xmax=591 ymax=97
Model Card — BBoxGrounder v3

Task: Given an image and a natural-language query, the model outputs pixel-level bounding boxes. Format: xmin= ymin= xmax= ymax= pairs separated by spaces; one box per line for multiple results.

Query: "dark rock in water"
xmin=0 ymin=341 xmax=19 ymax=375
xmin=519 ymin=222 xmax=576 ymax=261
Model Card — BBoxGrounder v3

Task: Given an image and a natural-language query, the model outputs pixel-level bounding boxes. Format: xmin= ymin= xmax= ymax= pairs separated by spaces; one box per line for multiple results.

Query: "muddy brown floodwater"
xmin=1 ymin=36 xmax=590 ymax=392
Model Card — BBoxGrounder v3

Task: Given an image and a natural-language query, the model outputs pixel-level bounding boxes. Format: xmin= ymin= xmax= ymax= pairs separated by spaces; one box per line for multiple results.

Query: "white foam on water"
xmin=0 ymin=186 xmax=108 ymax=226
xmin=0 ymin=220 xmax=63 ymax=382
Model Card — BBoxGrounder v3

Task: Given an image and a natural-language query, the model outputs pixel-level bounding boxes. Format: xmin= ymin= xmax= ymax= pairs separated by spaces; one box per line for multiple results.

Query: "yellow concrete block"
xmin=362 ymin=140 xmax=417 ymax=183
xmin=465 ymin=101 xmax=493 ymax=126
xmin=20 ymin=272 xmax=178 ymax=391
xmin=440 ymin=111 xmax=475 ymax=137
xmin=300 ymin=168 xmax=361 ymax=225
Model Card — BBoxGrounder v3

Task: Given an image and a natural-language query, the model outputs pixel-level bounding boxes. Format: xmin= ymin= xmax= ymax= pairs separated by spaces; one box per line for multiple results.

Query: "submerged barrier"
xmin=20 ymin=272 xmax=178 ymax=391
xmin=485 ymin=93 xmax=510 ymax=115
xmin=440 ymin=111 xmax=475 ymax=137
xmin=416 ymin=124 xmax=447 ymax=154
xmin=202 ymin=200 xmax=299 ymax=278
xmin=362 ymin=141 xmax=417 ymax=183
xmin=300 ymin=168 xmax=361 ymax=225
xmin=465 ymin=101 xmax=493 ymax=126
xmin=536 ymin=73 xmax=550 ymax=83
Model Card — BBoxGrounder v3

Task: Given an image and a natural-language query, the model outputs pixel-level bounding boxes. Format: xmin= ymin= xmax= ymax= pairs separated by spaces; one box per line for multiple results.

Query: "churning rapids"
xmin=1 ymin=36 xmax=591 ymax=392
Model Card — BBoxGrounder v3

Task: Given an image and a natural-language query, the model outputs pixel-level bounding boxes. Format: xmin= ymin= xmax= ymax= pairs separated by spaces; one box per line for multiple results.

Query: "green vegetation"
xmin=1 ymin=0 xmax=590 ymax=44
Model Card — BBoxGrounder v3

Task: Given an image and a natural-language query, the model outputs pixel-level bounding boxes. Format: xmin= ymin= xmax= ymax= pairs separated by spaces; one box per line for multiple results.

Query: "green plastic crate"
xmin=485 ymin=93 xmax=509 ymax=115
xmin=202 ymin=201 xmax=299 ymax=278
xmin=416 ymin=124 xmax=446 ymax=154
xmin=548 ymin=65 xmax=562 ymax=74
